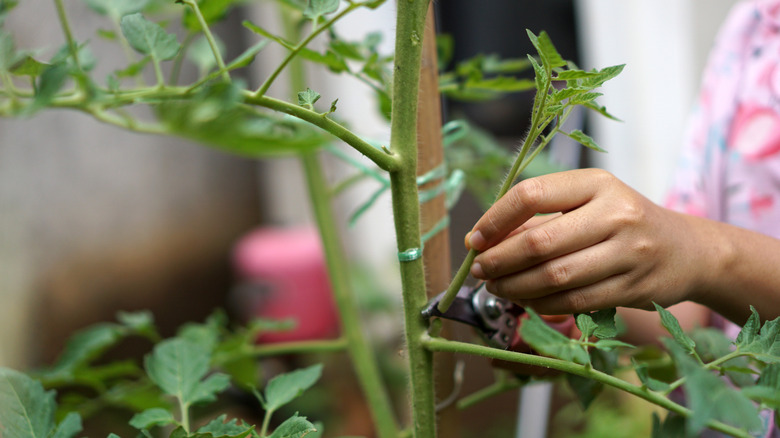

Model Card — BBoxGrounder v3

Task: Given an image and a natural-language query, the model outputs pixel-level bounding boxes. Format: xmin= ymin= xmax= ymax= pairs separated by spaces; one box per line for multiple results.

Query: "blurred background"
xmin=0 ymin=0 xmax=734 ymax=436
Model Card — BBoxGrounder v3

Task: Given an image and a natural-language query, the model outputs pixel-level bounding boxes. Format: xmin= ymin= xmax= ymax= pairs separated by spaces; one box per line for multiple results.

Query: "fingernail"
xmin=471 ymin=262 xmax=485 ymax=279
xmin=468 ymin=230 xmax=486 ymax=251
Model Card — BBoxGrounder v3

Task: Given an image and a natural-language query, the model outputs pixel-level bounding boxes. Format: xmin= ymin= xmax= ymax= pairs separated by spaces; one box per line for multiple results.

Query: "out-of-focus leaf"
xmin=156 ymin=82 xmax=329 ymax=157
xmin=129 ymin=408 xmax=176 ymax=430
xmin=303 ymin=0 xmax=338 ymax=21
xmin=196 ymin=415 xmax=255 ymax=438
xmin=651 ymin=413 xmax=686 ymax=438
xmin=632 ymin=358 xmax=671 ymax=392
xmin=120 ymin=13 xmax=181 ymax=61
xmin=82 ymin=0 xmax=150 ymax=20
xmin=187 ymin=34 xmax=225 ymax=75
xmin=182 ymin=0 xmax=246 ymax=32
xmin=264 ymin=364 xmax=323 ymax=411
xmin=10 ymin=56 xmax=49 ymax=76
xmin=665 ymin=340 xmax=762 ymax=436
xmin=41 ymin=323 xmax=126 ymax=381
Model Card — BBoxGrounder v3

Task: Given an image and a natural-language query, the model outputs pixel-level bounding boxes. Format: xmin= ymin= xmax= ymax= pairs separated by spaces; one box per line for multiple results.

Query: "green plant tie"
xmin=421 ymin=215 xmax=449 ymax=244
xmin=442 ymin=120 xmax=470 ymax=146
xmin=397 ymin=247 xmax=423 ymax=262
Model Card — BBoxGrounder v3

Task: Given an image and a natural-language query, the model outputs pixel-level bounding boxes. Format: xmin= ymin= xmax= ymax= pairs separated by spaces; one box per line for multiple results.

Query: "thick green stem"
xmin=422 ymin=336 xmax=752 ymax=438
xmin=388 ymin=1 xmax=436 ymax=436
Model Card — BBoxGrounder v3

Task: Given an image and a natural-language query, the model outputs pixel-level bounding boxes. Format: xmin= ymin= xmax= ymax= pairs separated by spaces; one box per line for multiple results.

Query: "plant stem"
xmin=664 ymin=349 xmax=746 ymax=395
xmin=243 ymin=338 xmax=348 ymax=358
xmin=243 ymin=92 xmax=400 ymax=172
xmin=259 ymin=407 xmax=274 ymax=437
xmin=456 ymin=375 xmax=522 ymax=410
xmin=255 ymin=2 xmax=360 ymax=97
xmin=280 ymin=8 xmax=399 ymax=437
xmin=180 ymin=402 xmax=191 ymax=434
xmin=422 ymin=336 xmax=753 ymax=438
xmin=182 ymin=0 xmax=230 ymax=82
xmin=389 ymin=0 xmax=436 ymax=436
xmin=53 ymin=0 xmax=81 ymax=71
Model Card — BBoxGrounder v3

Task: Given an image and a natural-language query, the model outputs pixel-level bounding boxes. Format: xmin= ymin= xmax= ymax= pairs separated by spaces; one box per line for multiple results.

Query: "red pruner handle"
xmin=491 ymin=314 xmax=576 ymax=376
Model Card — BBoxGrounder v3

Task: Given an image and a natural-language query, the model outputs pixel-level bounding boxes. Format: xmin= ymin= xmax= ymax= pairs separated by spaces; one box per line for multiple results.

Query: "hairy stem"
xmin=389 ymin=0 xmax=436 ymax=436
xmin=422 ymin=336 xmax=752 ymax=438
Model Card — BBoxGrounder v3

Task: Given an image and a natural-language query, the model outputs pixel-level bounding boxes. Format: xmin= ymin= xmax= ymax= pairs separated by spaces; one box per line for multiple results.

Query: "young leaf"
xmin=653 ymin=303 xmax=696 ymax=355
xmin=10 ymin=56 xmax=49 ymax=76
xmin=0 ymin=368 xmax=83 ymax=438
xmin=264 ymin=364 xmax=323 ymax=411
xmin=632 ymin=358 xmax=671 ymax=392
xmin=267 ymin=414 xmax=317 ymax=438
xmin=225 ymin=39 xmax=269 ymax=70
xmin=129 ymin=408 xmax=176 ymax=430
xmin=519 ymin=308 xmax=590 ymax=365
xmin=575 ymin=313 xmax=597 ymax=339
xmin=43 ymin=323 xmax=126 ymax=380
xmin=303 ymin=0 xmax=339 ymax=21
xmin=576 ymin=308 xmax=618 ymax=340
xmin=665 ymin=340 xmax=762 ymax=436
xmin=565 ymin=130 xmax=606 ymax=153
xmin=120 ymin=13 xmax=181 ymax=61
xmin=144 ymin=338 xmax=231 ymax=407
xmin=526 ymin=29 xmax=565 ymax=70
xmin=297 ymin=88 xmax=321 ymax=108
xmin=736 ymin=309 xmax=780 ymax=362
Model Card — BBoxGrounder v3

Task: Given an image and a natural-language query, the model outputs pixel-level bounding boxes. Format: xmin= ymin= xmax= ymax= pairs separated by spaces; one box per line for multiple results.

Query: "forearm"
xmin=684 ymin=212 xmax=780 ymax=325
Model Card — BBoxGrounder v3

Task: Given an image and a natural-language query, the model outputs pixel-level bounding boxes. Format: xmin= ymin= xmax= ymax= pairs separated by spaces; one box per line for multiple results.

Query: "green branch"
xmin=54 ymin=0 xmax=82 ymax=71
xmin=180 ymin=0 xmax=229 ymax=82
xmin=421 ymin=335 xmax=753 ymax=438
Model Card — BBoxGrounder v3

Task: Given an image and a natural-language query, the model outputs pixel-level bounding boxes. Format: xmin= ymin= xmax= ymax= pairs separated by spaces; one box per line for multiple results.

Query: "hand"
xmin=466 ymin=169 xmax=707 ymax=315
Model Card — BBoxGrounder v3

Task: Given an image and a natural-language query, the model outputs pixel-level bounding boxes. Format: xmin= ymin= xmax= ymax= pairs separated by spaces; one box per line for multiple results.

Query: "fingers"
xmin=468 ymin=169 xmax=609 ymax=252
xmin=484 ymin=239 xmax=631 ymax=301
xmin=471 ymin=205 xmax=604 ymax=279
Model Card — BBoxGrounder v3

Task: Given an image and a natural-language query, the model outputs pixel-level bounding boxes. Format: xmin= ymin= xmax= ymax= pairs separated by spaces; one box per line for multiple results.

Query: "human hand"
xmin=466 ymin=169 xmax=707 ymax=315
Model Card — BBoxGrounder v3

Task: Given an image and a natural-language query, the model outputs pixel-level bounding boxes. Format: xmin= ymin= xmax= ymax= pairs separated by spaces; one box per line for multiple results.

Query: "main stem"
xmin=389 ymin=0 xmax=436 ymax=436
xmin=281 ymin=8 xmax=398 ymax=438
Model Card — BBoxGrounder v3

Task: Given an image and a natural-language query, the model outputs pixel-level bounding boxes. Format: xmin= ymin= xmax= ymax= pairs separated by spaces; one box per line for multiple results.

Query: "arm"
xmin=466 ymin=168 xmax=780 ymax=326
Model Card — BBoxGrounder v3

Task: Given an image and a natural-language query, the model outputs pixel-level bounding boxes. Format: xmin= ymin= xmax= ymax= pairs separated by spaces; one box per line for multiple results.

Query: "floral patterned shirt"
xmin=665 ymin=1 xmax=780 ymax=436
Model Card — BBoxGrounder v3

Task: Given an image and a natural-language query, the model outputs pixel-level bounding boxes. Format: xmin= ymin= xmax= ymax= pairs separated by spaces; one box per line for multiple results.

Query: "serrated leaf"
xmin=576 ymin=308 xmax=618 ymax=339
xmin=565 ymin=129 xmax=606 ymax=153
xmin=303 ymin=0 xmax=339 ymax=21
xmin=120 ymin=13 xmax=181 ymax=61
xmin=0 ymin=368 xmax=83 ymax=438
xmin=197 ymin=414 xmax=254 ymax=438
xmin=82 ymin=0 xmax=150 ymax=20
xmin=654 ymin=303 xmax=696 ymax=354
xmin=519 ymin=308 xmax=590 ymax=365
xmin=526 ymin=29 xmax=565 ymax=70
xmin=129 ymin=408 xmax=176 ymax=430
xmin=264 ymin=364 xmax=323 ymax=411
xmin=267 ymin=414 xmax=317 ymax=438
xmin=144 ymin=338 xmax=230 ymax=407
xmin=527 ymin=54 xmax=546 ymax=94
xmin=575 ymin=313 xmax=597 ymax=339
xmin=297 ymin=88 xmax=321 ymax=108
xmin=665 ymin=340 xmax=762 ymax=435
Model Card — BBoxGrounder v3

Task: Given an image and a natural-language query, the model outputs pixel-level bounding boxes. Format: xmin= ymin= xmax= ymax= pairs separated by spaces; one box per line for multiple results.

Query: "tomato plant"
xmin=1 ymin=1 xmax=779 ymax=438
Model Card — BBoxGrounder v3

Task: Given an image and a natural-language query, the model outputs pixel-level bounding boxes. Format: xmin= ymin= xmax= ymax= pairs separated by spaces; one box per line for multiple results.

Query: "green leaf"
xmin=565 ymin=130 xmax=606 ymax=153
xmin=264 ymin=364 xmax=323 ymax=411
xmin=298 ymin=47 xmax=349 ymax=73
xmin=225 ymin=39 xmax=269 ymax=70
xmin=665 ymin=340 xmax=762 ymax=436
xmin=182 ymin=0 xmax=238 ymax=32
xmin=651 ymin=413 xmax=686 ymax=438
xmin=632 ymin=358 xmax=670 ymax=392
xmin=566 ymin=349 xmax=616 ymax=409
xmin=526 ymin=29 xmax=565 ymax=70
xmin=9 ymin=56 xmax=49 ymax=76
xmin=593 ymin=339 xmax=634 ymax=351
xmin=43 ymin=323 xmax=126 ymax=380
xmin=519 ymin=308 xmax=590 ymax=365
xmin=117 ymin=310 xmax=159 ymax=340
xmin=82 ymin=0 xmax=150 ymax=20
xmin=120 ymin=13 xmax=181 ymax=61
xmin=583 ymin=100 xmax=621 ymax=122
xmin=197 ymin=415 xmax=254 ymax=438
xmin=653 ymin=303 xmax=696 ymax=354
xmin=575 ymin=313 xmax=597 ymax=339
xmin=267 ymin=414 xmax=317 ymax=438
xmin=156 ymin=81 xmax=329 ymax=157
xmin=144 ymin=338 xmax=230 ymax=407
xmin=0 ymin=368 xmax=83 ymax=438
xmin=188 ymin=35 xmax=225 ymax=75
xmin=303 ymin=0 xmax=339 ymax=21
xmin=297 ymin=88 xmax=321 ymax=108
xmin=736 ymin=306 xmax=761 ymax=347
xmin=129 ymin=408 xmax=176 ymax=430
xmin=527 ymin=55 xmax=547 ymax=96
xmin=576 ymin=308 xmax=618 ymax=340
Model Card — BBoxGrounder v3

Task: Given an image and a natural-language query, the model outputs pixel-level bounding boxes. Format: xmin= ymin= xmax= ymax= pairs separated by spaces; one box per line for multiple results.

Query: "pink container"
xmin=232 ymin=227 xmax=340 ymax=343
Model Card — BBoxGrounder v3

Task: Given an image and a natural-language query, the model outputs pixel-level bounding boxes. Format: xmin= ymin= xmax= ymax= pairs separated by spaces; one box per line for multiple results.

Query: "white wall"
xmin=575 ymin=0 xmax=734 ymax=203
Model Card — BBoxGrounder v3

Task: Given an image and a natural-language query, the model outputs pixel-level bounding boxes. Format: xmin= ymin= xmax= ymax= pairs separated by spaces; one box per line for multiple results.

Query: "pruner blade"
xmin=422 ymin=283 xmax=524 ymax=350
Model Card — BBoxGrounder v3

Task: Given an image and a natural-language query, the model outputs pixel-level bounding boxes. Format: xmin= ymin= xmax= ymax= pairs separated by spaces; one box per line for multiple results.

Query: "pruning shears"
xmin=422 ymin=283 xmax=525 ymax=350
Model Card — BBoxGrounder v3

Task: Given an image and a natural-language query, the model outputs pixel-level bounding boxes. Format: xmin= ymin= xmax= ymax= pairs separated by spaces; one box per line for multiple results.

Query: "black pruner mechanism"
xmin=422 ymin=283 xmax=525 ymax=350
